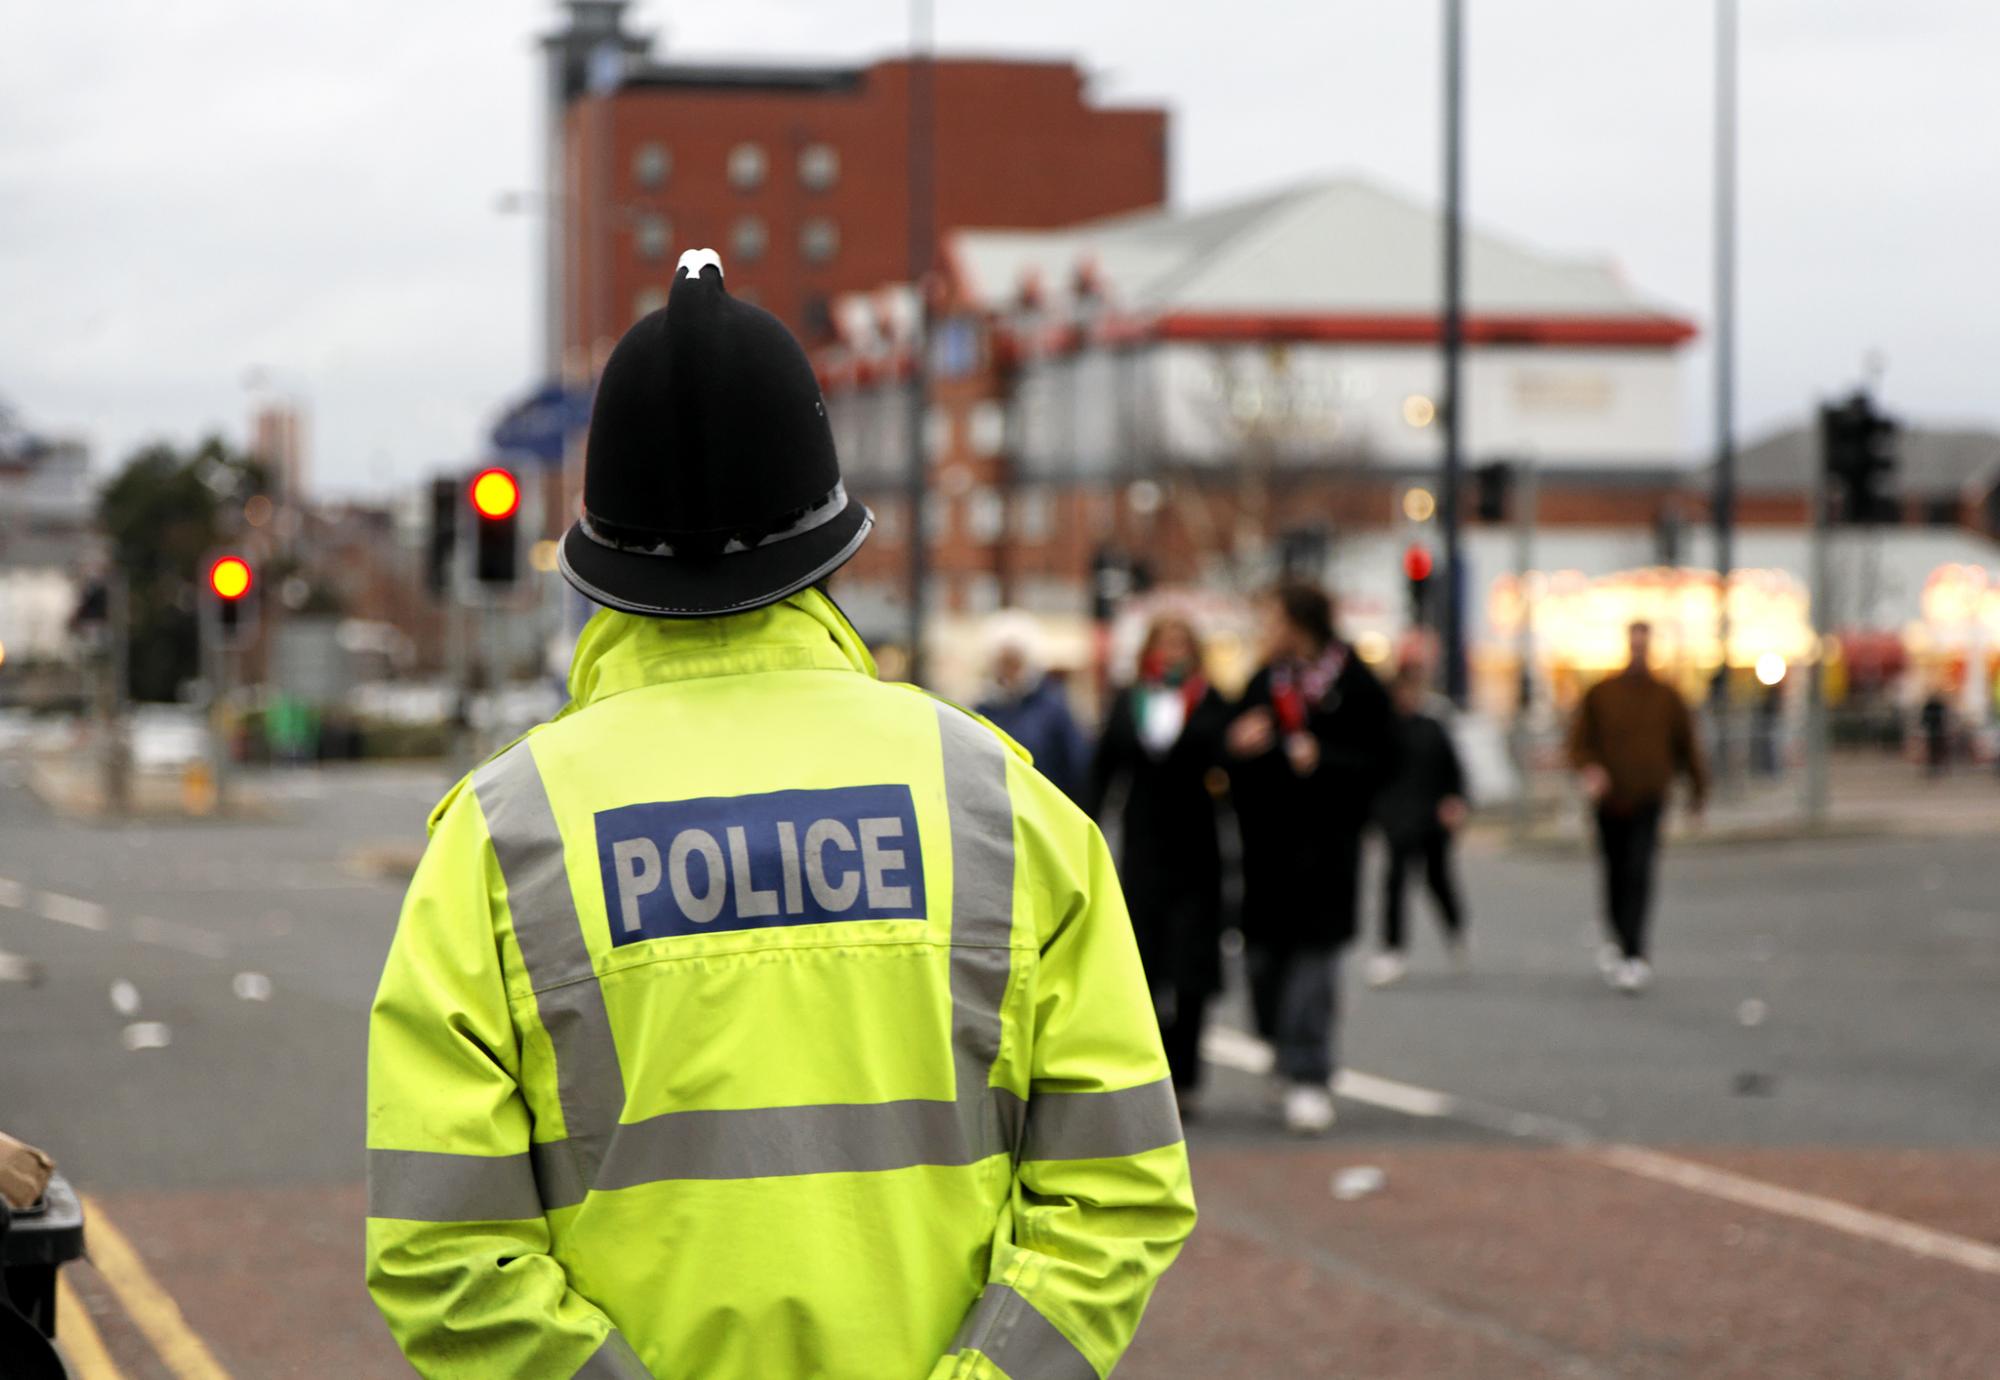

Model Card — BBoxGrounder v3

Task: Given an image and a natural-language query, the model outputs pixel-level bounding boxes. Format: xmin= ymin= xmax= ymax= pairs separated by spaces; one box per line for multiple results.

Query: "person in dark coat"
xmin=1225 ymin=584 xmax=1396 ymax=1134
xmin=1085 ymin=614 xmax=1231 ymax=1114
xmin=1367 ymin=669 xmax=1469 ymax=988
xmin=976 ymin=627 xmax=1089 ymax=800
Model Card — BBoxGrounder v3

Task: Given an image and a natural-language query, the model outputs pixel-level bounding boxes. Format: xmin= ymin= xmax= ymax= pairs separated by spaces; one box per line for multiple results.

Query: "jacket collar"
xmin=565 ymin=589 xmax=877 ymax=708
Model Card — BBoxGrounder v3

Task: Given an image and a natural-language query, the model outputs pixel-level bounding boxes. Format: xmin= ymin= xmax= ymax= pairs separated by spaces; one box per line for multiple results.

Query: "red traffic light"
xmin=470 ymin=467 xmax=521 ymax=520
xmin=209 ymin=555 xmax=253 ymax=601
xmin=1403 ymin=544 xmax=1435 ymax=583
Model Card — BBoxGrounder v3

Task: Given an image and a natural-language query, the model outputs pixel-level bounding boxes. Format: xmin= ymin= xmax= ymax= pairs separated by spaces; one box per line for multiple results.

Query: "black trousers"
xmin=1154 ymin=986 xmax=1212 ymax=1092
xmin=1246 ymin=946 xmax=1340 ymax=1085
xmin=1381 ymin=829 xmax=1464 ymax=952
xmin=1595 ymin=802 xmax=1663 ymax=960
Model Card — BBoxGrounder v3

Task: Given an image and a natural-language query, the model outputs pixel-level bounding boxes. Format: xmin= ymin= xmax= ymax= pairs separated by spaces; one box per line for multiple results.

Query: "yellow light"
xmin=1402 ymin=394 xmax=1436 ymax=429
xmin=208 ymin=555 xmax=253 ymax=601
xmin=471 ymin=468 xmax=521 ymax=520
xmin=0 ymin=639 xmax=7 ymax=669
xmin=529 ymin=539 xmax=560 ymax=574
xmin=1755 ymin=652 xmax=1786 ymax=687
xmin=1354 ymin=630 xmax=1392 ymax=664
xmin=1402 ymin=487 xmax=1437 ymax=523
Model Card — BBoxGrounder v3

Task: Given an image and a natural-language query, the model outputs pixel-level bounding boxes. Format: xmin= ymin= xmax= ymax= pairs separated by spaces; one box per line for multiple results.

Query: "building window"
xmin=968 ymin=489 xmax=1004 ymax=544
xmin=633 ymin=286 xmax=668 ymax=320
xmin=1014 ymin=487 xmax=1053 ymax=543
xmin=731 ymin=215 xmax=768 ymax=263
xmin=797 ymin=143 xmax=840 ymax=191
xmin=634 ymin=213 xmax=671 ymax=261
xmin=728 ymin=142 xmax=767 ymax=191
xmin=968 ymin=401 xmax=1006 ymax=457
xmin=633 ymin=143 xmax=671 ymax=190
xmin=800 ymin=216 xmax=840 ymax=265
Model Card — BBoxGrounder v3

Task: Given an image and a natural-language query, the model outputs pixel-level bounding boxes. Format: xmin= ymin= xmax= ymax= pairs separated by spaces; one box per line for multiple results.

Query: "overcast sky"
xmin=3 ymin=0 xmax=1996 ymax=496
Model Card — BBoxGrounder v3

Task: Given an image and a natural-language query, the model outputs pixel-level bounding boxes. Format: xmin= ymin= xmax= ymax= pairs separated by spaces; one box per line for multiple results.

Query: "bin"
xmin=2 ymin=1171 xmax=85 ymax=1339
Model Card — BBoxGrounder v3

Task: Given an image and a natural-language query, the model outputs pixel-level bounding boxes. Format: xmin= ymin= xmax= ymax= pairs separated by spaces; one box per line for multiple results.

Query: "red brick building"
xmin=547 ymin=3 xmax=1168 ymax=363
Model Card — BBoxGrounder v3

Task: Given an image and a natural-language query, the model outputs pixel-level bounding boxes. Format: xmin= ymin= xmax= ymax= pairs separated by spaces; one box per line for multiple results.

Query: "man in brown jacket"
xmin=1568 ymin=621 xmax=1709 ymax=993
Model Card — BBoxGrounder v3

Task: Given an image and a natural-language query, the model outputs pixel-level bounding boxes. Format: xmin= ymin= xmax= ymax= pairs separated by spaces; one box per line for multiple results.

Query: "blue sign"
xmin=595 ymin=785 xmax=926 ymax=944
xmin=491 ymin=382 xmax=593 ymax=468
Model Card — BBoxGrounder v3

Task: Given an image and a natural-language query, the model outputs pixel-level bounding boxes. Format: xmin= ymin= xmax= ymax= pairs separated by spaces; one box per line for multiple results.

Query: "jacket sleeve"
xmin=1081 ymin=692 xmax=1131 ymax=822
xmin=1670 ymin=690 xmax=1711 ymax=805
xmin=1567 ymin=687 xmax=1602 ymax=770
xmin=932 ymin=798 xmax=1196 ymax=1380
xmin=366 ymin=789 xmax=651 ymax=1380
xmin=1436 ymin=718 xmax=1468 ymax=803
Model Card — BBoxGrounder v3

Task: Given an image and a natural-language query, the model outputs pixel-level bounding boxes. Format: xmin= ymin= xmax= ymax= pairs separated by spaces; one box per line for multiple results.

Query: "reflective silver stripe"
xmin=574 ymin=1329 xmax=653 ymax=1379
xmin=596 ymin=1098 xmax=973 ymax=1186
xmin=935 ymin=703 xmax=1019 ymax=1163
xmin=1020 ymin=1077 xmax=1184 ymax=1163
xmin=474 ymin=745 xmax=626 ymax=1199
xmin=951 ymin=1283 xmax=1098 ymax=1380
xmin=366 ymin=1148 xmax=544 ymax=1222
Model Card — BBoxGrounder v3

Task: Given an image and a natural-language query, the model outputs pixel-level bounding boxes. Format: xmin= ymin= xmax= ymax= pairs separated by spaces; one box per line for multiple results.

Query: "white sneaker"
xmin=1366 ymin=952 xmax=1408 ymax=988
xmin=1283 ymin=1083 xmax=1337 ymax=1135
xmin=1620 ymin=959 xmax=1653 ymax=994
xmin=1597 ymin=943 xmax=1623 ymax=979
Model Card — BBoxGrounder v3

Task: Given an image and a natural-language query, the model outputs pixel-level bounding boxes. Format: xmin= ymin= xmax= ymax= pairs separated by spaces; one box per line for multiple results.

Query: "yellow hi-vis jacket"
xmin=366 ymin=591 xmax=1195 ymax=1379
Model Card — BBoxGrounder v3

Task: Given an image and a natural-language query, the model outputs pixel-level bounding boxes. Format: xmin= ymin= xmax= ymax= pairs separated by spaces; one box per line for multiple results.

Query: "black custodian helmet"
xmin=558 ymin=249 xmax=873 ymax=618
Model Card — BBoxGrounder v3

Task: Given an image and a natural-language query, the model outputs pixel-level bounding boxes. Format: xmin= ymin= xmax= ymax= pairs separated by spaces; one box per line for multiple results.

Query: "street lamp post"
xmin=1712 ymin=0 xmax=1740 ymax=782
xmin=903 ymin=0 xmax=936 ymax=685
xmin=1439 ymin=0 xmax=1468 ymax=704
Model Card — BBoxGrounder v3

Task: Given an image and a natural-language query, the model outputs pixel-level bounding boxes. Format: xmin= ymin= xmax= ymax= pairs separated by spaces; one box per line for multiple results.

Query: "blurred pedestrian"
xmin=1226 ymin=584 xmax=1395 ymax=1133
xmin=1086 ymin=614 xmax=1231 ymax=1116
xmin=1919 ymin=689 xmax=1951 ymax=776
xmin=366 ymin=252 xmax=1192 ymax=1378
xmin=1367 ymin=669 xmax=1469 ymax=988
xmin=1567 ymin=620 xmax=1708 ymax=995
xmin=975 ymin=614 xmax=1090 ymax=800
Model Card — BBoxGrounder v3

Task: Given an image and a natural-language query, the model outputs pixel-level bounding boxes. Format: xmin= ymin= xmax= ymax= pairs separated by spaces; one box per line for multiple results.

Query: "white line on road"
xmin=0 ymin=949 xmax=41 ymax=984
xmin=1201 ymin=1026 xmax=1456 ymax=1117
xmin=131 ymin=915 xmax=230 ymax=960
xmin=0 ymin=876 xmax=24 ymax=908
xmin=1200 ymin=1022 xmax=2000 ymax=1278
xmin=39 ymin=891 xmax=109 ymax=930
xmin=1588 ymin=1143 xmax=2000 ymax=1277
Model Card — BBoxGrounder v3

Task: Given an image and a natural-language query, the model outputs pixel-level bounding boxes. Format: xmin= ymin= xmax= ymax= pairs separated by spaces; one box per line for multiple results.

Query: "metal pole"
xmin=1804 ymin=411 xmax=1830 ymax=827
xmin=1439 ymin=0 xmax=1468 ymax=704
xmin=1711 ymin=0 xmax=1740 ymax=783
xmin=902 ymin=0 xmax=936 ymax=685
xmin=101 ymin=572 xmax=131 ymax=814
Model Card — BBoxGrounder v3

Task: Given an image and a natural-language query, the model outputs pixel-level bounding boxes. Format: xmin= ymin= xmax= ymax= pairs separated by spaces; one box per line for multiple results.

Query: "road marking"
xmin=40 ymin=892 xmax=110 ymax=931
xmin=0 ymin=875 xmax=24 ymax=908
xmin=1202 ymin=1022 xmax=2000 ymax=1278
xmin=1588 ymin=1143 xmax=2000 ymax=1277
xmin=56 ymin=1272 xmax=128 ymax=1380
xmin=131 ymin=916 xmax=229 ymax=960
xmin=81 ymin=1195 xmax=232 ymax=1379
xmin=1201 ymin=1027 xmax=1456 ymax=1117
xmin=0 ymin=949 xmax=42 ymax=985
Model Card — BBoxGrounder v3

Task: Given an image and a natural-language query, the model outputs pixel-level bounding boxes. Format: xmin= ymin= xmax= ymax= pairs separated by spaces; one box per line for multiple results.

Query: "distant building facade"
xmin=540 ymin=1 xmax=1169 ymax=366
xmin=817 ymin=177 xmax=1700 ymax=664
xmin=0 ymin=405 xmax=94 ymax=672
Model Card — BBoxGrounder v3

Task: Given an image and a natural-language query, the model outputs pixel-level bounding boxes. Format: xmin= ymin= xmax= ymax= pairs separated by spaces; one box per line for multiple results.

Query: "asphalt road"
xmin=0 ymin=761 xmax=1994 ymax=1377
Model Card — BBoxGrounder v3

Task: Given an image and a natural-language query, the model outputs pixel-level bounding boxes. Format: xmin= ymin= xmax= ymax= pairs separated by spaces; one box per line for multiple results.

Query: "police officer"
xmin=366 ymin=250 xmax=1195 ymax=1379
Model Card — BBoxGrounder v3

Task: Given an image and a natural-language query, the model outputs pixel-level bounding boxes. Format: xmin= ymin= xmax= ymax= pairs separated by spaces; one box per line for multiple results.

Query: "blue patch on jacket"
xmin=595 ymin=785 xmax=925 ymax=943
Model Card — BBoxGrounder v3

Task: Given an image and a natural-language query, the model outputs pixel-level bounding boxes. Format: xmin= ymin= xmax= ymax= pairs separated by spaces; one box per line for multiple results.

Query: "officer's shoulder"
xmin=424 ymin=722 xmax=554 ymax=836
xmin=882 ymin=681 xmax=1033 ymax=766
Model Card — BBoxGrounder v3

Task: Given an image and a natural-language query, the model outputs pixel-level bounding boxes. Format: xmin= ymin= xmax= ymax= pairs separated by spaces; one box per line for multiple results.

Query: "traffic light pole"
xmin=1439 ymin=0 xmax=1469 ymax=705
xmin=199 ymin=586 xmax=231 ymax=815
